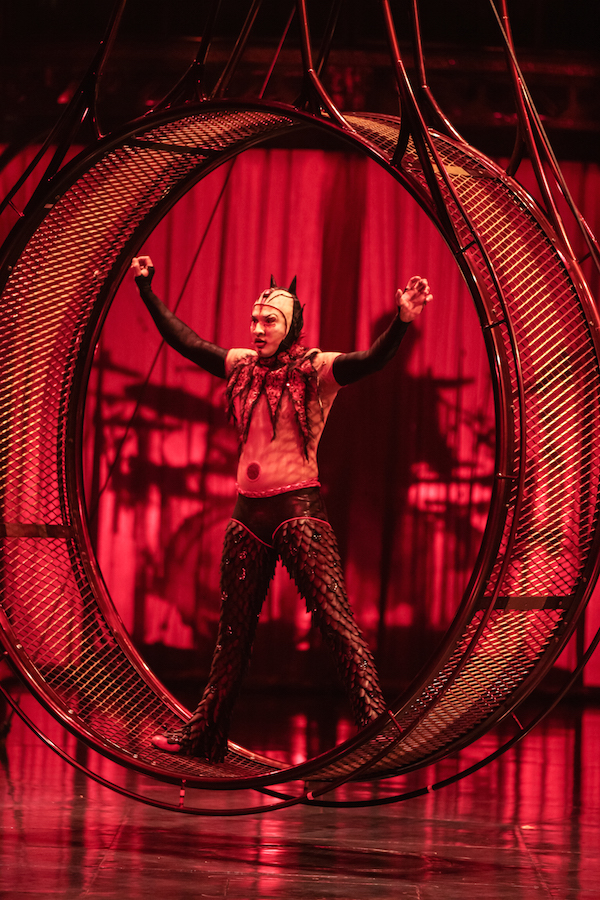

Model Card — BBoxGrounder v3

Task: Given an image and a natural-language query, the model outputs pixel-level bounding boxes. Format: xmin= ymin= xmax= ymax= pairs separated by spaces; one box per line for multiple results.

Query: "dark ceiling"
xmin=2 ymin=1 xmax=598 ymax=48
xmin=0 ymin=1 xmax=598 ymax=159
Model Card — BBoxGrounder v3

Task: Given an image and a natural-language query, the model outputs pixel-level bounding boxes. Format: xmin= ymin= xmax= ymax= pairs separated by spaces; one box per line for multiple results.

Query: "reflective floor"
xmin=1 ymin=679 xmax=599 ymax=899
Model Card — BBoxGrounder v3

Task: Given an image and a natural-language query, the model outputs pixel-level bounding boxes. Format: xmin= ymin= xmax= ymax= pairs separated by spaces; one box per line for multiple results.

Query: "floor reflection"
xmin=1 ymin=682 xmax=599 ymax=899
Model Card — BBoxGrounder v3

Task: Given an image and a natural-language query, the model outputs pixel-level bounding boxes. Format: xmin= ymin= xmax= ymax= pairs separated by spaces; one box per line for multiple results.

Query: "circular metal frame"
xmin=1 ymin=100 xmax=600 ymax=808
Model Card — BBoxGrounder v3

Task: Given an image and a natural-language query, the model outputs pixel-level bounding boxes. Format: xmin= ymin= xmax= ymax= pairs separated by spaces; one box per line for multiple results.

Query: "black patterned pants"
xmin=176 ymin=488 xmax=386 ymax=761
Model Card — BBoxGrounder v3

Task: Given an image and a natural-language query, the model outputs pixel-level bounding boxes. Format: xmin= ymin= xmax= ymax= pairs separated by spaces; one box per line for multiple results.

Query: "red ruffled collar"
xmin=225 ymin=343 xmax=319 ymax=458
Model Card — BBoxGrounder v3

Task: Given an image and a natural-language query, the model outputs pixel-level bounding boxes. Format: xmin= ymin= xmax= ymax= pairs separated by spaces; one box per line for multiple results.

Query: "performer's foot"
xmin=151 ymin=716 xmax=229 ymax=763
xmin=151 ymin=732 xmax=187 ymax=754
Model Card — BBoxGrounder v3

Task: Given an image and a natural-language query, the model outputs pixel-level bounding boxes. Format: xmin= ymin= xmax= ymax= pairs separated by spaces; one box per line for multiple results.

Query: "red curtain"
xmin=2 ymin=145 xmax=600 ymax=691
xmin=81 ymin=148 xmax=499 ymax=693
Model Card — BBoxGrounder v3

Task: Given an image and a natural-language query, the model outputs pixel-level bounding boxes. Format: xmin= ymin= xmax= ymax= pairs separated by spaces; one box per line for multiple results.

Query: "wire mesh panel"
xmin=1 ymin=104 xmax=599 ymax=794
xmin=0 ymin=108 xmax=299 ymax=784
xmin=324 ymin=115 xmax=600 ymax=780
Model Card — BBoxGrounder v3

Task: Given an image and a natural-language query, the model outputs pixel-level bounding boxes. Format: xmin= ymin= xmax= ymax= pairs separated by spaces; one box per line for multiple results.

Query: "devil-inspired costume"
xmin=135 ymin=266 xmax=414 ymax=762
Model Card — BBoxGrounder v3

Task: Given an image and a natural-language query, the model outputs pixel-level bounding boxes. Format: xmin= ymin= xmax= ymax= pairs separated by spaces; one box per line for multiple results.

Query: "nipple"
xmin=246 ymin=462 xmax=261 ymax=481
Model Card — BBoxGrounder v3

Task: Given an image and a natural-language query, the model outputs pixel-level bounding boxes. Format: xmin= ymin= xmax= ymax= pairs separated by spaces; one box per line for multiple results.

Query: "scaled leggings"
xmin=173 ymin=487 xmax=386 ymax=761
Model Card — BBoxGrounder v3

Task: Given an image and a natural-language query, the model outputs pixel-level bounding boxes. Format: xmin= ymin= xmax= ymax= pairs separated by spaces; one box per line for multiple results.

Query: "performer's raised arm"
xmin=131 ymin=255 xmax=228 ymax=379
xmin=332 ymin=275 xmax=432 ymax=385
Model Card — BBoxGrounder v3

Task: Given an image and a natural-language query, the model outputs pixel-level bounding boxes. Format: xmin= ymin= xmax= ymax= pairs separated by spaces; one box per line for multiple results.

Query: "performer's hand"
xmin=396 ymin=275 xmax=433 ymax=322
xmin=131 ymin=255 xmax=154 ymax=278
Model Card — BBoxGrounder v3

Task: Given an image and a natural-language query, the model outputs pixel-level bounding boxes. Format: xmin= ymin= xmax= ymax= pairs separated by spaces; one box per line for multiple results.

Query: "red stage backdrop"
xmin=2 ymin=145 xmax=600 ymax=693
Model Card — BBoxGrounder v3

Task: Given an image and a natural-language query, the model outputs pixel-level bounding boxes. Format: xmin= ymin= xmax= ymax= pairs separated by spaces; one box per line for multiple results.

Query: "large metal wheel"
xmin=1 ymin=101 xmax=599 ymax=812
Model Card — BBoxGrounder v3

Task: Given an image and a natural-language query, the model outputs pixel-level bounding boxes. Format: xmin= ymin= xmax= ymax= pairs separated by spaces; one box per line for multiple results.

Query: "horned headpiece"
xmin=253 ymin=275 xmax=304 ymax=352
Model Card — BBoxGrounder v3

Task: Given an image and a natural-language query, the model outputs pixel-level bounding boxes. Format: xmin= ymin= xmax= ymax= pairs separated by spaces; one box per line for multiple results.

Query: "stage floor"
xmin=1 ymin=682 xmax=599 ymax=899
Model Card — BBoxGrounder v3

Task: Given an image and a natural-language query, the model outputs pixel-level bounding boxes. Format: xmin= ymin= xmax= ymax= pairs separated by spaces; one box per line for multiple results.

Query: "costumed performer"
xmin=131 ymin=255 xmax=432 ymax=762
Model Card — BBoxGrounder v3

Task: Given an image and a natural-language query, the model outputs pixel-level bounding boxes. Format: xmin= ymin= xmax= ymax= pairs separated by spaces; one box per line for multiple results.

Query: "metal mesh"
xmin=325 ymin=115 xmax=600 ymax=780
xmin=0 ymin=109 xmax=297 ymax=783
xmin=1 ymin=106 xmax=599 ymax=788
xmin=352 ymin=114 xmax=600 ymax=608
xmin=431 ymin=138 xmax=600 ymax=601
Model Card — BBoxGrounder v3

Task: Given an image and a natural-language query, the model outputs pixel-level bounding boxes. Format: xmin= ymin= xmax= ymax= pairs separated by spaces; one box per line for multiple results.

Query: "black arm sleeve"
xmin=135 ymin=269 xmax=228 ymax=379
xmin=332 ymin=312 xmax=410 ymax=386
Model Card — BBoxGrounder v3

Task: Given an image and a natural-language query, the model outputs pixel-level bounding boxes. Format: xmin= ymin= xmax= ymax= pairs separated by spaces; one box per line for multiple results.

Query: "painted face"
xmin=251 ymin=304 xmax=288 ymax=357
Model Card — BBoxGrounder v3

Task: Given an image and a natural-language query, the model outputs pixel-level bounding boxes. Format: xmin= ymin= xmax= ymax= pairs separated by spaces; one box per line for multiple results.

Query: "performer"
xmin=131 ymin=255 xmax=432 ymax=762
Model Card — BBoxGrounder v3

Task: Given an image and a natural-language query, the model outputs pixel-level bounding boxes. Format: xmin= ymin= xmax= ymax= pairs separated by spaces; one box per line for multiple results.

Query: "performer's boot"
xmin=275 ymin=518 xmax=387 ymax=728
xmin=152 ymin=521 xmax=276 ymax=762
